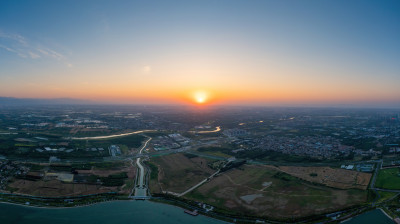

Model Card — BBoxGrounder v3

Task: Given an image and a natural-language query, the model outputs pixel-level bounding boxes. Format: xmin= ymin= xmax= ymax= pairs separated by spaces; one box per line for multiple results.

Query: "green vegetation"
xmin=123 ymin=179 xmax=135 ymax=190
xmin=28 ymin=163 xmax=46 ymax=171
xmin=91 ymin=161 xmax=125 ymax=170
xmin=145 ymin=161 xmax=159 ymax=180
xmin=182 ymin=153 xmax=198 ymax=159
xmin=70 ymin=162 xmax=125 ymax=171
xmin=0 ymin=192 xmax=123 ymax=208
xmin=200 ymin=151 xmax=232 ymax=158
xmin=197 ymin=147 xmax=232 ymax=158
xmin=376 ymin=191 xmax=398 ymax=203
xmin=49 ymin=165 xmax=72 ymax=172
xmin=84 ymin=134 xmax=146 ymax=148
xmin=273 ymin=171 xmax=297 ymax=181
xmin=220 ymin=160 xmax=246 ymax=172
xmin=71 ymin=163 xmax=92 ymax=170
xmin=375 ymin=168 xmax=400 ymax=190
xmin=198 ymin=146 xmax=326 ymax=163
xmin=100 ymin=172 xmax=128 ymax=186
xmin=341 ymin=137 xmax=377 ymax=150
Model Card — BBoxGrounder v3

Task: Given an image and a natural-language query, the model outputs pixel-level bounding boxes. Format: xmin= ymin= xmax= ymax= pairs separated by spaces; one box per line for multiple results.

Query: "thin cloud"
xmin=0 ymin=31 xmax=72 ymax=67
xmin=0 ymin=31 xmax=27 ymax=45
xmin=36 ymin=47 xmax=65 ymax=61
xmin=0 ymin=44 xmax=27 ymax=58
xmin=28 ymin=51 xmax=40 ymax=59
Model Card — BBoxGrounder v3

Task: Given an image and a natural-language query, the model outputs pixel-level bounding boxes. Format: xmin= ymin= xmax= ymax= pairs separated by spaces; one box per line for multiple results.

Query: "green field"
xmin=198 ymin=150 xmax=232 ymax=158
xmin=376 ymin=191 xmax=398 ymax=203
xmin=375 ymin=168 xmax=400 ymax=190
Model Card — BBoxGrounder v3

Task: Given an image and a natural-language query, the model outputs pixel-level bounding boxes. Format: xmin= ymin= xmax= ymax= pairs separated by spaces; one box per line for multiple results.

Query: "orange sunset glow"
xmin=0 ymin=1 xmax=399 ymax=108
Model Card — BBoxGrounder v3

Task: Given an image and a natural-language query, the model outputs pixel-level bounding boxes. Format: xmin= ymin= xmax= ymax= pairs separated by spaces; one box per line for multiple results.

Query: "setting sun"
xmin=193 ymin=91 xmax=208 ymax=104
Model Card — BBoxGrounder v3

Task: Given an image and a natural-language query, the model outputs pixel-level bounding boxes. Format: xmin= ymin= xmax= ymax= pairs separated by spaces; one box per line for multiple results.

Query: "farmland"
xmin=6 ymin=161 xmax=135 ymax=196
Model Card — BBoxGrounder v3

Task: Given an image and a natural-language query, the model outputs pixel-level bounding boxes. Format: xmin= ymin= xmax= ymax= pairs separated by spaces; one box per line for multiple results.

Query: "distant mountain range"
xmin=0 ymin=97 xmax=93 ymax=106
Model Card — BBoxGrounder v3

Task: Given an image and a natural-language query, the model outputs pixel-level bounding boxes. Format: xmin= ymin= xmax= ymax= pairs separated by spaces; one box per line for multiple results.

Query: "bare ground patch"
xmin=275 ymin=166 xmax=372 ymax=190
xmin=150 ymin=153 xmax=216 ymax=193
xmin=186 ymin=164 xmax=367 ymax=218
xmin=8 ymin=179 xmax=117 ymax=197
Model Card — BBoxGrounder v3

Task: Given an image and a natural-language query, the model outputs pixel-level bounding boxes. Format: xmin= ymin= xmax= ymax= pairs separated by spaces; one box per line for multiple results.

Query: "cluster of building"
xmin=223 ymin=128 xmax=248 ymax=138
xmin=0 ymin=161 xmax=29 ymax=190
xmin=340 ymin=164 xmax=354 ymax=170
xmin=168 ymin=133 xmax=190 ymax=145
xmin=254 ymin=135 xmax=352 ymax=158
xmin=339 ymin=163 xmax=374 ymax=172
xmin=152 ymin=136 xmax=181 ymax=151
xmin=353 ymin=148 xmax=382 ymax=156
xmin=389 ymin=147 xmax=400 ymax=153
xmin=36 ymin=147 xmax=75 ymax=153
xmin=109 ymin=145 xmax=121 ymax=157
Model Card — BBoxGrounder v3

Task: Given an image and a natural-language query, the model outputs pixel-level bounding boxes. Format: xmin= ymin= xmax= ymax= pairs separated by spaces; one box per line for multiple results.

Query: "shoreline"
xmin=0 ymin=193 xmax=380 ymax=224
xmin=0 ymin=198 xmax=125 ymax=210
xmin=341 ymin=209 xmax=394 ymax=224
xmin=0 ymin=198 xmax=232 ymax=223
xmin=379 ymin=208 xmax=394 ymax=221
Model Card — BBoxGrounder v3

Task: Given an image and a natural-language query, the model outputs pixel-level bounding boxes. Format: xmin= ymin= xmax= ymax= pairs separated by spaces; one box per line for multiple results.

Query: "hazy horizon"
xmin=0 ymin=96 xmax=399 ymax=109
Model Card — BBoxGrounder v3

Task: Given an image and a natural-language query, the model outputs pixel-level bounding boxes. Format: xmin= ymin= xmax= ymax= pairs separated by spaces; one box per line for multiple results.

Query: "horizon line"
xmin=1 ymin=96 xmax=400 ymax=109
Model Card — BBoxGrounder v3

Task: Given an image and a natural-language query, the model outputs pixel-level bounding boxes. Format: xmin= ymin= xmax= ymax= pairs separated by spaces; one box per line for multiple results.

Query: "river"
xmin=0 ymin=201 xmax=226 ymax=224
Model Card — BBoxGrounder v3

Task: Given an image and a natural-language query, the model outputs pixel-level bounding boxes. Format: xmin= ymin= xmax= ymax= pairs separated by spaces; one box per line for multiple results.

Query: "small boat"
xmin=184 ymin=209 xmax=198 ymax=216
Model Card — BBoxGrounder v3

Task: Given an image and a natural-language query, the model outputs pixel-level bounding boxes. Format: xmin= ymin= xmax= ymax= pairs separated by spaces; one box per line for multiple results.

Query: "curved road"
xmin=190 ymin=126 xmax=221 ymax=134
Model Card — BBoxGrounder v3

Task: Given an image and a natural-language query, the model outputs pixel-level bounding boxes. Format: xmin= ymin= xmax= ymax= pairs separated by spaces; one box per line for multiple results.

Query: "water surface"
xmin=343 ymin=209 xmax=394 ymax=224
xmin=0 ymin=201 xmax=226 ymax=224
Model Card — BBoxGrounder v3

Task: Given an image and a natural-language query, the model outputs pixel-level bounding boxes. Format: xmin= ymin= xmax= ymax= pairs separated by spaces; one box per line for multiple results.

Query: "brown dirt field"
xmin=151 ymin=153 xmax=216 ymax=193
xmin=275 ymin=166 xmax=372 ymax=190
xmin=9 ymin=179 xmax=117 ymax=196
xmin=186 ymin=164 xmax=368 ymax=218
xmin=76 ymin=162 xmax=135 ymax=178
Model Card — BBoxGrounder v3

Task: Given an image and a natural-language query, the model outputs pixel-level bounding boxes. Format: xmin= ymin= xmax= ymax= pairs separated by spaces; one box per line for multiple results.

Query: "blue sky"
xmin=0 ymin=0 xmax=399 ymax=106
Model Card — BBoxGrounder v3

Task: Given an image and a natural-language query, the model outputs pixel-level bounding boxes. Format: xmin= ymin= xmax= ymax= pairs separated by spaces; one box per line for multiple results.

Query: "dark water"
xmin=0 ymin=201 xmax=226 ymax=224
xmin=1 ymin=201 xmax=392 ymax=224
xmin=343 ymin=209 xmax=395 ymax=224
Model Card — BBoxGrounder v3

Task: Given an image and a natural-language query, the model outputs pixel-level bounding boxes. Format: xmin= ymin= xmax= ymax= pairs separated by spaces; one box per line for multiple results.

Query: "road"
xmin=370 ymin=160 xmax=382 ymax=190
xmin=178 ymin=169 xmax=221 ymax=197
xmin=68 ymin=130 xmax=155 ymax=140
xmin=189 ymin=126 xmax=221 ymax=134
xmin=134 ymin=137 xmax=152 ymax=198
xmin=370 ymin=160 xmax=383 ymax=206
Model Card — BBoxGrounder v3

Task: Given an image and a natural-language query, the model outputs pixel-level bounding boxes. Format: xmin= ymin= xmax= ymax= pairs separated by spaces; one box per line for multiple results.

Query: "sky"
xmin=0 ymin=0 xmax=399 ymax=107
